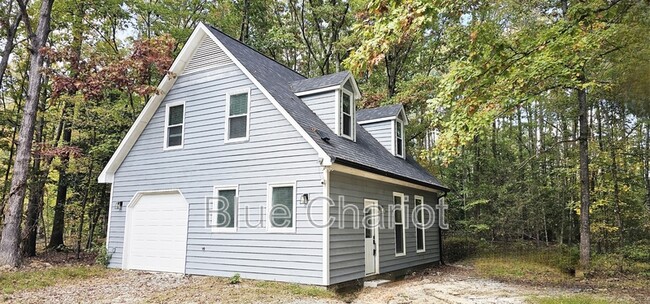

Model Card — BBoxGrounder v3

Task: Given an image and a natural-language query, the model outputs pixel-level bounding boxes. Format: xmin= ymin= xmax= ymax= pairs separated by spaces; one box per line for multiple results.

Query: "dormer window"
xmin=339 ymin=90 xmax=355 ymax=140
xmin=395 ymin=119 xmax=404 ymax=158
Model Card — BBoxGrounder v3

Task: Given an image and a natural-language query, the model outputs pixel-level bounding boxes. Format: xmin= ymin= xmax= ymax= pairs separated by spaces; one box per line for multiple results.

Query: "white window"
xmin=225 ymin=89 xmax=250 ymax=142
xmin=415 ymin=195 xmax=425 ymax=253
xmin=339 ymin=89 xmax=355 ymax=140
xmin=164 ymin=101 xmax=185 ymax=149
xmin=211 ymin=186 xmax=238 ymax=232
xmin=393 ymin=192 xmax=406 ymax=256
xmin=267 ymin=182 xmax=296 ymax=232
xmin=395 ymin=119 xmax=404 ymax=158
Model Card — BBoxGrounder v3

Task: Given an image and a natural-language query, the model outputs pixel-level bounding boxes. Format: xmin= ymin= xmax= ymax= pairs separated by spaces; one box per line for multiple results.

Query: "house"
xmin=98 ymin=23 xmax=449 ymax=286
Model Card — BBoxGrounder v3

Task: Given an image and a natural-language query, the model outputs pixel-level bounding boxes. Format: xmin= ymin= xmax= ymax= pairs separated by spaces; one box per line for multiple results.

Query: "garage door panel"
xmin=124 ymin=192 xmax=188 ymax=273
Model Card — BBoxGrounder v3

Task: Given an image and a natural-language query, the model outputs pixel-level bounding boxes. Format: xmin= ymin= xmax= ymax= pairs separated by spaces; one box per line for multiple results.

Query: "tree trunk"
xmin=22 ymin=82 xmax=49 ymax=257
xmin=47 ymin=120 xmax=71 ymax=249
xmin=577 ymin=82 xmax=591 ymax=274
xmin=0 ymin=0 xmax=55 ymax=267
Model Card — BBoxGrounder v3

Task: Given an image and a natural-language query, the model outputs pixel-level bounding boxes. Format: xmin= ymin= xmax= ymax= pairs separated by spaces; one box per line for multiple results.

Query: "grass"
xmin=147 ymin=276 xmax=339 ymax=303
xmin=471 ymin=248 xmax=576 ymax=285
xmin=254 ymin=281 xmax=337 ymax=298
xmin=0 ymin=265 xmax=108 ymax=295
xmin=528 ymin=294 xmax=629 ymax=304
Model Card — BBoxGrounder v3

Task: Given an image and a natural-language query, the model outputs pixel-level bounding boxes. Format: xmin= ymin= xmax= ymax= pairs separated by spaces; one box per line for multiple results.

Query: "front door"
xmin=364 ymin=199 xmax=379 ymax=275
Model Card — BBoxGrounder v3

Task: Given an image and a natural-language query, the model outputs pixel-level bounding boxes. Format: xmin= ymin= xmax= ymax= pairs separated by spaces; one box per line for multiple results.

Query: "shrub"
xmin=621 ymin=243 xmax=650 ymax=263
xmin=229 ymin=273 xmax=241 ymax=284
xmin=443 ymin=235 xmax=481 ymax=263
xmin=93 ymin=246 xmax=113 ymax=267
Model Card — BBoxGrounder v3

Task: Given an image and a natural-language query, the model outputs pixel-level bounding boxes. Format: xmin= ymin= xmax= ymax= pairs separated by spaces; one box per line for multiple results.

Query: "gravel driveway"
xmin=1 ymin=265 xmax=623 ymax=304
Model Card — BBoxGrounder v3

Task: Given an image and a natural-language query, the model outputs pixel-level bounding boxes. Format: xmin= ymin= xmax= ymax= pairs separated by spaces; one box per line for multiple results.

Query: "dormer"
xmin=358 ymin=104 xmax=407 ymax=158
xmin=290 ymin=71 xmax=361 ymax=141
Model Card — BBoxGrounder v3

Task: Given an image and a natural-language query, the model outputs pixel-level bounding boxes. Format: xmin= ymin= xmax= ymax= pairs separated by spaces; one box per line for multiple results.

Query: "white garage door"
xmin=123 ymin=191 xmax=188 ymax=273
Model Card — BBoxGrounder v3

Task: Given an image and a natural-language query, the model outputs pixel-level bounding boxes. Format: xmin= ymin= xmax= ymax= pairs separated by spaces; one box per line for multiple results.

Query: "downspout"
xmin=438 ymin=192 xmax=448 ymax=265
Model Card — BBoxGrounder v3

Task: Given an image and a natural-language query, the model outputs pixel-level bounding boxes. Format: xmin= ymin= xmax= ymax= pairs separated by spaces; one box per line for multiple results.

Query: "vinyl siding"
xmin=360 ymin=120 xmax=393 ymax=154
xmin=328 ymin=171 xmax=440 ymax=284
xmin=107 ymin=35 xmax=325 ymax=285
xmin=300 ymin=91 xmax=336 ymax=133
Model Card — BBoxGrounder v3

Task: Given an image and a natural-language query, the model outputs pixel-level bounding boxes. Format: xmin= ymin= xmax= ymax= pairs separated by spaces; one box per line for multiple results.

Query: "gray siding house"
xmin=98 ymin=23 xmax=448 ymax=286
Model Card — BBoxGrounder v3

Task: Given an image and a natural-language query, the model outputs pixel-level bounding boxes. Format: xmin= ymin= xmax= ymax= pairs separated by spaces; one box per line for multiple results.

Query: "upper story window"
xmin=225 ymin=89 xmax=250 ymax=142
xmin=339 ymin=90 xmax=355 ymax=140
xmin=164 ymin=101 xmax=185 ymax=149
xmin=395 ymin=119 xmax=404 ymax=158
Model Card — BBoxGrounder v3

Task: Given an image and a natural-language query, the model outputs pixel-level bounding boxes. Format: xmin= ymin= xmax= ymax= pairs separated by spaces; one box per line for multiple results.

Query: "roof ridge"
xmin=206 ymin=24 xmax=307 ymax=80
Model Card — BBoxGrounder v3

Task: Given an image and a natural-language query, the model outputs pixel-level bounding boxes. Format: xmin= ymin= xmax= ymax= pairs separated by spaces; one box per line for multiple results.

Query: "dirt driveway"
xmin=1 ymin=265 xmax=629 ymax=304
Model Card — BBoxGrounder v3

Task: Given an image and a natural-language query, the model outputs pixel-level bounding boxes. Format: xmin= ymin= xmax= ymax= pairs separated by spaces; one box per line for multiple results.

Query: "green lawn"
xmin=0 ymin=266 xmax=108 ymax=295
xmin=528 ymin=295 xmax=629 ymax=304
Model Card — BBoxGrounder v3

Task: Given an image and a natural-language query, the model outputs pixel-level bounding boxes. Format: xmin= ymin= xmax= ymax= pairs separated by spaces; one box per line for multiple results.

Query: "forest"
xmin=0 ymin=0 xmax=648 ymax=277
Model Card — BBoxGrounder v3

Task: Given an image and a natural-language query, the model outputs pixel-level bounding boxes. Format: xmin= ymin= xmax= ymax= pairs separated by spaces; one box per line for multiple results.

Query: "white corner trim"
xmin=105 ymin=183 xmax=114 ymax=252
xmin=199 ymin=23 xmax=332 ymax=166
xmin=224 ymin=88 xmax=251 ymax=143
xmin=329 ymin=163 xmax=443 ymax=193
xmin=98 ymin=26 xmax=207 ymax=183
xmin=322 ymin=167 xmax=330 ymax=285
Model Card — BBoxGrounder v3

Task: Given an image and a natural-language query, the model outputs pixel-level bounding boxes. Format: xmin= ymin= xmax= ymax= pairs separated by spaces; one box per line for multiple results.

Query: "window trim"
xmin=393 ymin=192 xmax=406 ymax=257
xmin=163 ymin=101 xmax=186 ymax=151
xmin=224 ymin=88 xmax=251 ymax=143
xmin=335 ymin=88 xmax=355 ymax=141
xmin=393 ymin=118 xmax=405 ymax=158
xmin=414 ymin=195 xmax=426 ymax=253
xmin=266 ymin=181 xmax=297 ymax=233
xmin=211 ymin=185 xmax=239 ymax=233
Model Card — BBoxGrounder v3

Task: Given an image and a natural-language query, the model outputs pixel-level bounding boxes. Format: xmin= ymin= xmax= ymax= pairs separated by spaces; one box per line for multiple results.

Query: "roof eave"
xmin=331 ymin=157 xmax=450 ymax=193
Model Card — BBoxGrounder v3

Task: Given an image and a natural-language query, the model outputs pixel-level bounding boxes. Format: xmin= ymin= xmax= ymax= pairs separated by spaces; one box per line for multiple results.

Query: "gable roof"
xmin=206 ymin=26 xmax=447 ymax=192
xmin=357 ymin=104 xmax=405 ymax=123
xmin=99 ymin=23 xmax=447 ymax=192
xmin=289 ymin=71 xmax=349 ymax=93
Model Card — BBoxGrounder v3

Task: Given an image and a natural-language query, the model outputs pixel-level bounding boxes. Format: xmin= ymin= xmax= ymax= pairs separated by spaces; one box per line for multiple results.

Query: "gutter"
xmin=332 ymin=158 xmax=451 ymax=193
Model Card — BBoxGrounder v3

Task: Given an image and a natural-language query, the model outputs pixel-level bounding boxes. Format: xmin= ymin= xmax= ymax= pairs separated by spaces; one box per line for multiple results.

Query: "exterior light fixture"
xmin=301 ymin=194 xmax=309 ymax=205
xmin=114 ymin=201 xmax=123 ymax=211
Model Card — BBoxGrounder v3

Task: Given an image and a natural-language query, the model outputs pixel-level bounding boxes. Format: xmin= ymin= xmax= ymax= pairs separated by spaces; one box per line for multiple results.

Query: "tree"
xmin=0 ymin=0 xmax=55 ymax=267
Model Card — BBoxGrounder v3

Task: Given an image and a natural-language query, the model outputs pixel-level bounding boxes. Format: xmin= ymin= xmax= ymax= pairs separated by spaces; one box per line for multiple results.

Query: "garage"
xmin=122 ymin=191 xmax=188 ymax=273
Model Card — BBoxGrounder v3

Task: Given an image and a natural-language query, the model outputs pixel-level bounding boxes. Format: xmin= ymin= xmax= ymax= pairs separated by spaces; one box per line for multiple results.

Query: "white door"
xmin=123 ymin=191 xmax=188 ymax=273
xmin=364 ymin=199 xmax=379 ymax=275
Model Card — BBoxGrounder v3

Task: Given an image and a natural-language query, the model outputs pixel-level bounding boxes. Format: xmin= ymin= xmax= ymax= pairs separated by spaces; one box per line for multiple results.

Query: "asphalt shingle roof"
xmin=289 ymin=71 xmax=350 ymax=93
xmin=357 ymin=104 xmax=404 ymax=122
xmin=208 ymin=26 xmax=447 ymax=191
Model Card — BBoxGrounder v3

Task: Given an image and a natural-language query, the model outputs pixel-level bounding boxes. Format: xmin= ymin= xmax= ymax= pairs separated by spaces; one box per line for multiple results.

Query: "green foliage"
xmin=92 ymin=246 xmax=113 ymax=268
xmin=442 ymin=235 xmax=483 ymax=263
xmin=229 ymin=273 xmax=241 ymax=284
xmin=529 ymin=295 xmax=627 ymax=304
